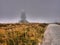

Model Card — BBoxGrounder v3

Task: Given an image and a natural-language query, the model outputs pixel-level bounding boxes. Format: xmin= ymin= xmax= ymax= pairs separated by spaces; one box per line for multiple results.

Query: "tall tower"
xmin=19 ymin=10 xmax=28 ymax=23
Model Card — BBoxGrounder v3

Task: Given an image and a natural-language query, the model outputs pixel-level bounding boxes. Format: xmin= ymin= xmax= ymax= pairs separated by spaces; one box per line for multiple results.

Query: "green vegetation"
xmin=0 ymin=23 xmax=47 ymax=45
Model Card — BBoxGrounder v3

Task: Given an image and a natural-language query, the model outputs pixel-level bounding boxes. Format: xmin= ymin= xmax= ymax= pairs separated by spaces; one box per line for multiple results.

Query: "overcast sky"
xmin=0 ymin=0 xmax=60 ymax=23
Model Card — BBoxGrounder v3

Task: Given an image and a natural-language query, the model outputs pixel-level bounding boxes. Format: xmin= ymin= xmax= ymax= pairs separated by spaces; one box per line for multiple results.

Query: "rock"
xmin=42 ymin=24 xmax=60 ymax=45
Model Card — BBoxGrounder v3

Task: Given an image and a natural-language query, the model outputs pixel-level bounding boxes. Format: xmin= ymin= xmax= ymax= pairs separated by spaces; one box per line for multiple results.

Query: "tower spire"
xmin=21 ymin=10 xmax=26 ymax=21
xmin=19 ymin=10 xmax=28 ymax=23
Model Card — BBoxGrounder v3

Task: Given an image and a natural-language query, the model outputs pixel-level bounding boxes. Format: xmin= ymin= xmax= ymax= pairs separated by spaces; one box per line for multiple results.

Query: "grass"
xmin=0 ymin=23 xmax=47 ymax=45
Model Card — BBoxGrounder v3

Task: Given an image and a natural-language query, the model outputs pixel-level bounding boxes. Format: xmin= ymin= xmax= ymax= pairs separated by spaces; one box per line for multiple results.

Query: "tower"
xmin=19 ymin=10 xmax=28 ymax=23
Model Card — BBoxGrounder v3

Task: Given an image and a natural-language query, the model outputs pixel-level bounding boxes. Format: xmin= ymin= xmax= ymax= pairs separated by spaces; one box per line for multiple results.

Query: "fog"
xmin=0 ymin=0 xmax=60 ymax=23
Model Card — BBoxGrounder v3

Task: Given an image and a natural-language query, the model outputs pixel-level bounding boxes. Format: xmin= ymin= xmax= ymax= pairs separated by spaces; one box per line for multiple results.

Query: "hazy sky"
xmin=0 ymin=0 xmax=60 ymax=23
